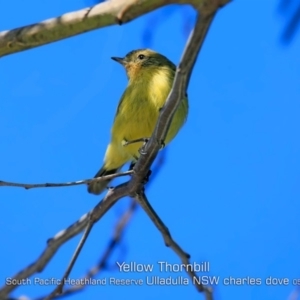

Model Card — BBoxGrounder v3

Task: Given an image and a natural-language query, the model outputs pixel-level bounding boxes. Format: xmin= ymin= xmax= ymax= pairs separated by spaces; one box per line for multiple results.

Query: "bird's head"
xmin=111 ymin=49 xmax=175 ymax=81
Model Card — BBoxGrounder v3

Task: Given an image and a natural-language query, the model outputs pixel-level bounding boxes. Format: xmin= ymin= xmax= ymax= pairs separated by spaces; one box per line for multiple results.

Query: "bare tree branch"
xmin=0 ymin=171 xmax=132 ymax=190
xmin=0 ymin=0 xmax=230 ymax=299
xmin=44 ymin=223 xmax=95 ymax=300
xmin=2 ymin=201 xmax=137 ymax=300
xmin=0 ymin=184 xmax=129 ymax=298
xmin=0 ymin=0 xmax=229 ymax=58
xmin=31 ymin=153 xmax=165 ymax=300
xmin=38 ymin=153 xmax=166 ymax=300
xmin=34 ymin=200 xmax=138 ymax=300
xmin=134 ymin=191 xmax=213 ymax=299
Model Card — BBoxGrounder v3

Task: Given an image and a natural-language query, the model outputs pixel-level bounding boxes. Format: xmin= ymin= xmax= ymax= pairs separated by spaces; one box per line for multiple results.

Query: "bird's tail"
xmin=87 ymin=166 xmax=119 ymax=195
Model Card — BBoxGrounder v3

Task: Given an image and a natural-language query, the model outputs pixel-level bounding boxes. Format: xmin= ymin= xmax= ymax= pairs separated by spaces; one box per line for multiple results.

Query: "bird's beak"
xmin=111 ymin=57 xmax=126 ymax=66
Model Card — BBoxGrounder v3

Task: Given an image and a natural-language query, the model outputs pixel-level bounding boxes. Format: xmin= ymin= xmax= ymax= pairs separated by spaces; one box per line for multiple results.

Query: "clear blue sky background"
xmin=1 ymin=1 xmax=300 ymax=300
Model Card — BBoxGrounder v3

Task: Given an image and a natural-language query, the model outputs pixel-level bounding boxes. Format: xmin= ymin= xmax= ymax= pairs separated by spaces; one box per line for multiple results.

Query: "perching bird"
xmin=88 ymin=49 xmax=189 ymax=195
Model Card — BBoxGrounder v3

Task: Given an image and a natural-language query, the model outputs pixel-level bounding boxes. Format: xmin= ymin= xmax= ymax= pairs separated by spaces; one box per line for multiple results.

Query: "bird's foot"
xmin=123 ymin=137 xmax=150 ymax=155
xmin=123 ymin=137 xmax=150 ymax=147
xmin=123 ymin=137 xmax=164 ymax=155
xmin=160 ymin=140 xmax=165 ymax=149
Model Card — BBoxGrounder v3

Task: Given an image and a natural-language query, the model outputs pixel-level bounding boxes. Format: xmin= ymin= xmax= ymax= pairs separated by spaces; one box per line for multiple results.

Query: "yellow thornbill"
xmin=88 ymin=49 xmax=189 ymax=195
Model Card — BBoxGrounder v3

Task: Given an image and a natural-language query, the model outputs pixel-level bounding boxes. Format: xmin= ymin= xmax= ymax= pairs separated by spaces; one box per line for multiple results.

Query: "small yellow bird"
xmin=88 ymin=49 xmax=189 ymax=195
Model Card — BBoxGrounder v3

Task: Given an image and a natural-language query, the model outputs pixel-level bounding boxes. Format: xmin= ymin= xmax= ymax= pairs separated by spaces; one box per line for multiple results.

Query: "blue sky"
xmin=1 ymin=1 xmax=300 ymax=300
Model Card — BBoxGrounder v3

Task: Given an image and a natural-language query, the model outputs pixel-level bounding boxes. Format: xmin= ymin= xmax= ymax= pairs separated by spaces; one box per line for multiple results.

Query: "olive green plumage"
xmin=88 ymin=49 xmax=188 ymax=195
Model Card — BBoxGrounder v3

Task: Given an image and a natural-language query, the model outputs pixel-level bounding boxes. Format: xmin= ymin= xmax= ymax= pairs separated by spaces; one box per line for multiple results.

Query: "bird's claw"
xmin=123 ymin=137 xmax=150 ymax=147
xmin=139 ymin=147 xmax=147 ymax=155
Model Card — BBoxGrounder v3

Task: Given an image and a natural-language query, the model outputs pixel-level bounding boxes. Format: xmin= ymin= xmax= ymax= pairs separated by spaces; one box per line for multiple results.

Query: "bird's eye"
xmin=138 ymin=54 xmax=145 ymax=60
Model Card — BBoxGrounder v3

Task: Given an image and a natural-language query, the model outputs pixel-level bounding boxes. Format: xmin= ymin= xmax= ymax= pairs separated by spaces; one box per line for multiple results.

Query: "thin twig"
xmin=44 ymin=223 xmax=94 ymax=300
xmin=33 ymin=201 xmax=138 ymax=300
xmin=0 ymin=184 xmax=128 ymax=298
xmin=0 ymin=171 xmax=132 ymax=189
xmin=135 ymin=191 xmax=212 ymax=300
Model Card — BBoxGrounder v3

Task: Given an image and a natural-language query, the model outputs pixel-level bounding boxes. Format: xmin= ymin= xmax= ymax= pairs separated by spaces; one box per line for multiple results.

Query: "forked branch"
xmin=0 ymin=1 xmax=230 ymax=299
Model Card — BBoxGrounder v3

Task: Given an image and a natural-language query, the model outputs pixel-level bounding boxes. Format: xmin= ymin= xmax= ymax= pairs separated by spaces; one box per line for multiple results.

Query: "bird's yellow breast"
xmin=110 ymin=67 xmax=188 ymax=160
